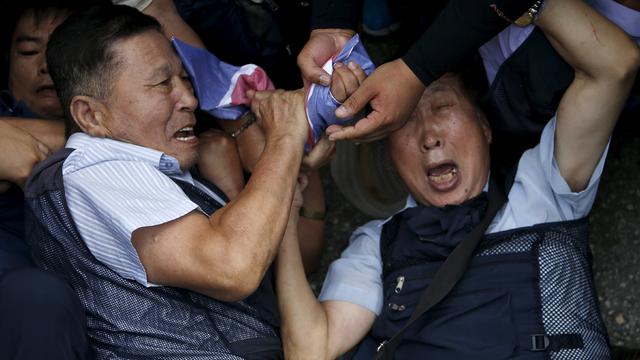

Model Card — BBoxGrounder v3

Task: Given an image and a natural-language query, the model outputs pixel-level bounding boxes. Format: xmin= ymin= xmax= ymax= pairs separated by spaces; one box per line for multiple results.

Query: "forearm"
xmin=402 ymin=0 xmax=538 ymax=86
xmin=210 ymin=136 xmax=304 ymax=283
xmin=536 ymin=0 xmax=639 ymax=82
xmin=277 ymin=217 xmax=331 ymax=360
xmin=2 ymin=118 xmax=64 ymax=151
xmin=144 ymin=0 xmax=206 ymax=48
xmin=297 ymin=170 xmax=326 ymax=272
xmin=538 ymin=0 xmax=640 ymax=191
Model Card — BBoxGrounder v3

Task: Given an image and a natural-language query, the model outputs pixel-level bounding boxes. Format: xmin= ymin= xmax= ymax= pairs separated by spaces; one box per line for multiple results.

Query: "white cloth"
xmin=63 ymin=133 xmax=226 ymax=287
xmin=112 ymin=0 xmax=153 ymax=11
xmin=318 ymin=117 xmax=609 ymax=315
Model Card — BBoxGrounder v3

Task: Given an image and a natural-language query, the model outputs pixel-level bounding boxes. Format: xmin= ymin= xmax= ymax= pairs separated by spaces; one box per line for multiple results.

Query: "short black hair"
xmin=46 ymin=4 xmax=162 ymax=136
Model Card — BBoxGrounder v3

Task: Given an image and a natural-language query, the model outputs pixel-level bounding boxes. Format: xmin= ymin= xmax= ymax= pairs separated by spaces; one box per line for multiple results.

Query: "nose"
xmin=176 ymin=78 xmax=198 ymax=111
xmin=420 ymin=128 xmax=442 ymax=152
xmin=38 ymin=54 xmax=49 ymax=75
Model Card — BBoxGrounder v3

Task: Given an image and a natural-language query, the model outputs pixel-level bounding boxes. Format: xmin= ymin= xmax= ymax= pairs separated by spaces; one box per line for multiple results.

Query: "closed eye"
xmin=18 ymin=50 xmax=39 ymax=56
xmin=434 ymin=103 xmax=453 ymax=111
xmin=156 ymin=78 xmax=172 ymax=86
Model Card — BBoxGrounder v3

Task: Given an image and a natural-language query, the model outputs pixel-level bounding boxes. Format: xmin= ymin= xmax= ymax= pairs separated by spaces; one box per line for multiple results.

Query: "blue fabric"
xmin=305 ymin=34 xmax=375 ymax=149
xmin=173 ymin=37 xmax=272 ymax=120
xmin=392 ymin=193 xmax=487 ymax=261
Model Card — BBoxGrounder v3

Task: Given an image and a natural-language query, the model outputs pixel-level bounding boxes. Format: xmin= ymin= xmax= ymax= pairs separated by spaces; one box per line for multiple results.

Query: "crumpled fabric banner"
xmin=305 ymin=34 xmax=375 ymax=151
xmin=172 ymin=37 xmax=274 ymax=120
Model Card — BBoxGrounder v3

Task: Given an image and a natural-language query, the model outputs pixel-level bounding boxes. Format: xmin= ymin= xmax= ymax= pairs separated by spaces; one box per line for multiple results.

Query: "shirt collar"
xmin=66 ymin=132 xmax=189 ymax=178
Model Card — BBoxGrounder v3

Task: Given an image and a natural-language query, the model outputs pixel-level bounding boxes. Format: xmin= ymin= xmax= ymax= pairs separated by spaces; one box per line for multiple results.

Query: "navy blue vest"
xmin=353 ymin=212 xmax=610 ymax=359
xmin=24 ymin=148 xmax=283 ymax=359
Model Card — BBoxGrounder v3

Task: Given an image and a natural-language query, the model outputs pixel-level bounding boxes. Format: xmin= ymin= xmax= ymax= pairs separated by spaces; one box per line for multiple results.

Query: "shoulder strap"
xmin=375 ymin=177 xmax=507 ymax=359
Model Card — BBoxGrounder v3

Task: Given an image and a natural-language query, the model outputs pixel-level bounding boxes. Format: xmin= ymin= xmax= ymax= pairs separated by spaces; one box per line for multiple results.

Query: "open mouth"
xmin=174 ymin=126 xmax=197 ymax=142
xmin=36 ymin=85 xmax=57 ymax=96
xmin=427 ymin=162 xmax=459 ymax=191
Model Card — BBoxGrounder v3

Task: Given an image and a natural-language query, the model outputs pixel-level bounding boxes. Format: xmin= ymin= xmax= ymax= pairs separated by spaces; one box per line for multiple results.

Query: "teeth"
xmin=180 ymin=127 xmax=193 ymax=131
xmin=428 ymin=168 xmax=457 ymax=183
xmin=176 ymin=135 xmax=196 ymax=142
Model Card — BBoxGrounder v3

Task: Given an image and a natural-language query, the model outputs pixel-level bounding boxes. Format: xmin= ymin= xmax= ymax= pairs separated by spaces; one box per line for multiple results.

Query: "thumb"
xmin=245 ymin=89 xmax=256 ymax=101
xmin=298 ymin=53 xmax=331 ymax=86
xmin=335 ymin=83 xmax=373 ymax=119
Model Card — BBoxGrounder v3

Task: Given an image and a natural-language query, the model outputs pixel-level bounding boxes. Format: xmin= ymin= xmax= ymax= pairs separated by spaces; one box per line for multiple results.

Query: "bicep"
xmin=131 ymin=210 xmax=243 ymax=300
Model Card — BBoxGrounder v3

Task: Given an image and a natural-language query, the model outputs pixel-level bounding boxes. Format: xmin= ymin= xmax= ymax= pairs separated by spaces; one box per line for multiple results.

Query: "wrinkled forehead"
xmin=417 ymin=73 xmax=467 ymax=107
xmin=112 ymin=30 xmax=179 ymax=72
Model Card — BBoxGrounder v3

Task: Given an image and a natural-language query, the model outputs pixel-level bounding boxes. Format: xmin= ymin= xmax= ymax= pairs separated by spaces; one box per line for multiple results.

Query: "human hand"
xmin=248 ymin=89 xmax=309 ymax=146
xmin=298 ymin=28 xmax=356 ymax=88
xmin=0 ymin=122 xmax=51 ymax=188
xmin=326 ymin=58 xmax=425 ymax=142
xmin=301 ymin=135 xmax=335 ymax=171
xmin=330 ymin=61 xmax=367 ymax=103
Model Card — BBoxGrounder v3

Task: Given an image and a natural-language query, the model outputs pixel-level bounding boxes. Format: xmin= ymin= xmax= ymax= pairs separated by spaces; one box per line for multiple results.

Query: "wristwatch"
xmin=514 ymin=0 xmax=545 ymax=26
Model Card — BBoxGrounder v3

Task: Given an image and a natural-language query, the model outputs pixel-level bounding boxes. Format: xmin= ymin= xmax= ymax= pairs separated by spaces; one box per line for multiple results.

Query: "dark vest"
xmin=24 ymin=148 xmax=283 ymax=359
xmin=353 ymin=214 xmax=610 ymax=359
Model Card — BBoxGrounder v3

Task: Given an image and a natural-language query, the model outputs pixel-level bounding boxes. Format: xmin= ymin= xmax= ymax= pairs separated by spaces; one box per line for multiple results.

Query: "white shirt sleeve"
xmin=489 ymin=116 xmax=609 ymax=232
xmin=318 ymin=220 xmax=385 ymax=315
xmin=64 ymin=159 xmax=198 ymax=287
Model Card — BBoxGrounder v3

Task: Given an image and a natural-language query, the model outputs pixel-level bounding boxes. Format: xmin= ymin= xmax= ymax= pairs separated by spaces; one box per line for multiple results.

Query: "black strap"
xmin=375 ymin=177 xmax=507 ymax=359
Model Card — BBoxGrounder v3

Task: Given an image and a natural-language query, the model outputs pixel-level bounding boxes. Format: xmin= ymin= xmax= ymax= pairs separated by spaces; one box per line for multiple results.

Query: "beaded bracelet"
xmin=229 ymin=113 xmax=256 ymax=139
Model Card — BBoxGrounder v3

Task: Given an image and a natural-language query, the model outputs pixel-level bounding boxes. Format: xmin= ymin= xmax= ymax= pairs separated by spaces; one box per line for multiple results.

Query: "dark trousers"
xmin=0 ymin=268 xmax=90 ymax=360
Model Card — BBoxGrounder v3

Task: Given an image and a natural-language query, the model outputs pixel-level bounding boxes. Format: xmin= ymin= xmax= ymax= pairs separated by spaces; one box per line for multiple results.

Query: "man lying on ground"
xmin=276 ymin=0 xmax=640 ymax=358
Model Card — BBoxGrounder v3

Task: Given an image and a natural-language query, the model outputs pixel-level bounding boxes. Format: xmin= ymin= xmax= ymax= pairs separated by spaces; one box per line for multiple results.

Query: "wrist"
xmin=224 ymin=112 xmax=256 ymax=139
xmin=299 ymin=206 xmax=327 ymax=221
xmin=310 ymin=28 xmax=356 ymax=38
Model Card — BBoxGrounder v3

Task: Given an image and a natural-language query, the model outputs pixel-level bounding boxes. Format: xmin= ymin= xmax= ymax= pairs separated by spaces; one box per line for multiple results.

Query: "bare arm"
xmin=143 ymin=0 xmax=206 ymax=48
xmin=277 ymin=201 xmax=376 ymax=360
xmin=0 ymin=117 xmax=57 ymax=192
xmin=133 ymin=90 xmax=308 ymax=302
xmin=277 ymin=56 xmax=375 ymax=360
xmin=536 ymin=0 xmax=640 ymax=191
xmin=1 ymin=117 xmax=64 ymax=152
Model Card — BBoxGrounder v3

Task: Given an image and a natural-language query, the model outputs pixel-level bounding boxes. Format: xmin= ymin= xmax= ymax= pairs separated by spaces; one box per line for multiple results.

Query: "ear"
xmin=477 ymin=111 xmax=492 ymax=144
xmin=69 ymin=95 xmax=111 ymax=138
xmin=482 ymin=120 xmax=492 ymax=144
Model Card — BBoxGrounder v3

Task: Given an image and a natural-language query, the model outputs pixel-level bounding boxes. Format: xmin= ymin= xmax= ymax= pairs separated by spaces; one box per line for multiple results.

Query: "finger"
xmin=248 ymin=90 xmax=272 ymax=116
xmin=302 ymin=136 xmax=336 ymax=170
xmin=325 ymin=124 xmax=346 ymax=136
xmin=330 ymin=63 xmax=349 ymax=102
xmin=334 ymin=63 xmax=362 ymax=98
xmin=35 ymin=140 xmax=52 ymax=160
xmin=327 ymin=111 xmax=389 ymax=142
xmin=335 ymin=80 xmax=374 ymax=119
xmin=245 ymin=89 xmax=256 ymax=101
xmin=347 ymin=61 xmax=367 ymax=85
xmin=298 ymin=50 xmax=331 ymax=86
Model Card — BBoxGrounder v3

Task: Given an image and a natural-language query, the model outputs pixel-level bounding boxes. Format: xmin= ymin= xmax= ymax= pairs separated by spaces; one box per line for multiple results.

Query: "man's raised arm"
xmin=132 ymin=90 xmax=308 ymax=302
xmin=536 ymin=0 xmax=640 ymax=191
